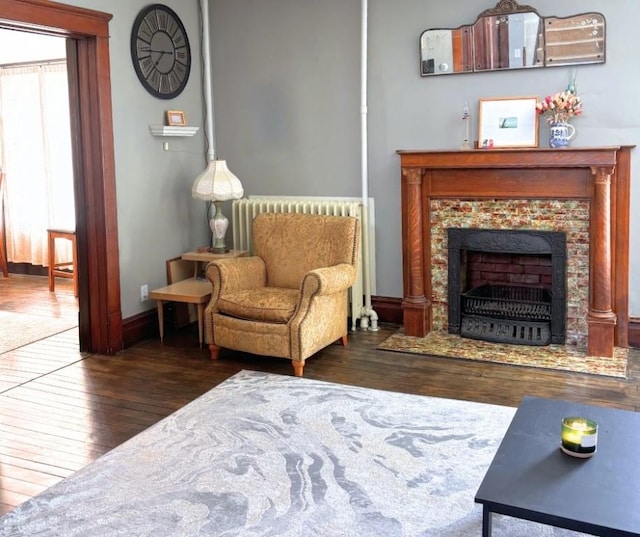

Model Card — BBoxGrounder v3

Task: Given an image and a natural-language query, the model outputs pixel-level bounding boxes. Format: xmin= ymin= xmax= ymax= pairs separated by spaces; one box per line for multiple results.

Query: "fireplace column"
xmin=401 ymin=167 xmax=429 ymax=336
xmin=587 ymin=166 xmax=617 ymax=357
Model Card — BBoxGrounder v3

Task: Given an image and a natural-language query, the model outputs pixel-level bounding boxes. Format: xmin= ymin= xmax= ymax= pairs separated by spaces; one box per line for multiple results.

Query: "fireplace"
xmin=447 ymin=228 xmax=567 ymax=345
xmin=397 ymin=146 xmax=632 ymax=357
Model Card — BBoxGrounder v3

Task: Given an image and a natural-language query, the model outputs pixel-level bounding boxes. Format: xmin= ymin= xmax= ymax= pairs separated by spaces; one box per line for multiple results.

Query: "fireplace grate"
xmin=460 ymin=284 xmax=552 ymax=345
xmin=462 ymin=284 xmax=551 ymax=321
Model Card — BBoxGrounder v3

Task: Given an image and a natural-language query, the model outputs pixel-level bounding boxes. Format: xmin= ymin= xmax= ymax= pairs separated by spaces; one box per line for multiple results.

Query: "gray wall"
xmin=65 ymin=0 xmax=210 ymax=318
xmin=61 ymin=0 xmax=638 ymax=319
xmin=211 ymin=0 xmax=640 ymax=316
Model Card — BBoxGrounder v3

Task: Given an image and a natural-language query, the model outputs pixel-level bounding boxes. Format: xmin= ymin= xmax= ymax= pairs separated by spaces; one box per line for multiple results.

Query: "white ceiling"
xmin=0 ymin=29 xmax=66 ymax=64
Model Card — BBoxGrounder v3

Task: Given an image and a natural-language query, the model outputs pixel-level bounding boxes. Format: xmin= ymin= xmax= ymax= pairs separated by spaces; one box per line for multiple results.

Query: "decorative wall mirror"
xmin=420 ymin=0 xmax=605 ymax=76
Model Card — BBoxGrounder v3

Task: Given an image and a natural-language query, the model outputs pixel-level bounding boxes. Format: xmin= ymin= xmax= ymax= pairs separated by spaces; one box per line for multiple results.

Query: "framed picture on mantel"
xmin=478 ymin=96 xmax=539 ymax=148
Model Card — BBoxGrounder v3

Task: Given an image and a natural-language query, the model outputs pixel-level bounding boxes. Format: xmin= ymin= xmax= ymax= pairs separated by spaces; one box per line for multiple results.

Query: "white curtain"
xmin=0 ymin=62 xmax=74 ymax=267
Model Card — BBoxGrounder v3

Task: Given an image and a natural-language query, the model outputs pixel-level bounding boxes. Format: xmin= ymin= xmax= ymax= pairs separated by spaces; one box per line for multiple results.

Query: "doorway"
xmin=0 ymin=31 xmax=75 ymax=277
xmin=0 ymin=30 xmax=79 ymax=344
xmin=0 ymin=0 xmax=122 ymax=354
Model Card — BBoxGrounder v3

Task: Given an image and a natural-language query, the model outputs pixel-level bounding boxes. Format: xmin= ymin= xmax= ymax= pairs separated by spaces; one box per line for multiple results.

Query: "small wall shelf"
xmin=149 ymin=125 xmax=200 ymax=137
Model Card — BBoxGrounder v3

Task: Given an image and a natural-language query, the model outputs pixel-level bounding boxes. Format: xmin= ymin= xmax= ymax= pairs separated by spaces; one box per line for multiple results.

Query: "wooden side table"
xmin=149 ymin=277 xmax=212 ymax=347
xmin=181 ymin=249 xmax=248 ymax=277
xmin=47 ymin=228 xmax=78 ymax=297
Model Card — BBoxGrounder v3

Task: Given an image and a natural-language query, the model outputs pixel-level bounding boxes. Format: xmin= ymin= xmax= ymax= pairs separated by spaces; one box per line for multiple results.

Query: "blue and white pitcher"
xmin=549 ymin=122 xmax=576 ymax=148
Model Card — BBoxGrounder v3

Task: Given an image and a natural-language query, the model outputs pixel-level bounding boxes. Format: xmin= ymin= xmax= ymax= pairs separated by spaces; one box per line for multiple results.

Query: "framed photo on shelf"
xmin=166 ymin=110 xmax=187 ymax=126
xmin=478 ymin=96 xmax=539 ymax=148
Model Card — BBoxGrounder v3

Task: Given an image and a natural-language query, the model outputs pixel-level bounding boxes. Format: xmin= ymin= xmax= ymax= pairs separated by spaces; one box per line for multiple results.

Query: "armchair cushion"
xmin=218 ymin=287 xmax=298 ymax=323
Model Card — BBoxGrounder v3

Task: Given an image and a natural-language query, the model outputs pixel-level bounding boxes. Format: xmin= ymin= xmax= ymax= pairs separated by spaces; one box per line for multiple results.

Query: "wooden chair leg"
xmin=292 ymin=361 xmax=304 ymax=377
xmin=209 ymin=344 xmax=220 ymax=360
xmin=47 ymin=231 xmax=55 ymax=291
xmin=340 ymin=335 xmax=348 ymax=346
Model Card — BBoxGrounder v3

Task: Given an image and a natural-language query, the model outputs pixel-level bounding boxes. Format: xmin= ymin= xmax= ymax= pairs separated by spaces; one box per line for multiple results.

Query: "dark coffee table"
xmin=475 ymin=396 xmax=640 ymax=536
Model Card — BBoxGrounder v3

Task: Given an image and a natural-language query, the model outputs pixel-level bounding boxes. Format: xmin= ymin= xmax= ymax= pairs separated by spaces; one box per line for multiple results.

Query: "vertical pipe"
xmin=360 ymin=0 xmax=368 ymax=208
xmin=360 ymin=0 xmax=378 ymax=330
xmin=200 ymin=0 xmax=215 ymax=161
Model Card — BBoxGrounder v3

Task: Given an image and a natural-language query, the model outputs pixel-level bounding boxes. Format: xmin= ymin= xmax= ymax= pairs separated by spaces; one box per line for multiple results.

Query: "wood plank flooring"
xmin=0 ymin=274 xmax=638 ymax=515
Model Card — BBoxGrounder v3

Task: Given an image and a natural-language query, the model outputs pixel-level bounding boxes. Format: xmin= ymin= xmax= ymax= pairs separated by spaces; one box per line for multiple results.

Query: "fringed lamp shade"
xmin=192 ymin=160 xmax=244 ymax=253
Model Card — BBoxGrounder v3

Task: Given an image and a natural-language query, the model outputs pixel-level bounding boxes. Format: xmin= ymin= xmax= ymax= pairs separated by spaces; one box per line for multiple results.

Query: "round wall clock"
xmin=130 ymin=4 xmax=191 ymax=99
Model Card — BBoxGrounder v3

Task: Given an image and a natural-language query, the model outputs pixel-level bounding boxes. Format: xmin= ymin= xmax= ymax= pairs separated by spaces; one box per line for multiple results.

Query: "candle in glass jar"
xmin=561 ymin=417 xmax=598 ymax=458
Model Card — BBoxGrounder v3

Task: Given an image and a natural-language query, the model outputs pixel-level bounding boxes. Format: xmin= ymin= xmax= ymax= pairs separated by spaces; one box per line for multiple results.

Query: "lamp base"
xmin=209 ymin=201 xmax=230 ymax=253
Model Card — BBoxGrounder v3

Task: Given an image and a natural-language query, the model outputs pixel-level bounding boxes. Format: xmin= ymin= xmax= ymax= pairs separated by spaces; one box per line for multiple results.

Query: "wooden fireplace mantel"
xmin=397 ymin=146 xmax=633 ymax=357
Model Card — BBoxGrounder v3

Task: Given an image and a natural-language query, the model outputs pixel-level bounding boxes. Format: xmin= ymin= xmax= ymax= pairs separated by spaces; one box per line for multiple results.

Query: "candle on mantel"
xmin=561 ymin=417 xmax=598 ymax=458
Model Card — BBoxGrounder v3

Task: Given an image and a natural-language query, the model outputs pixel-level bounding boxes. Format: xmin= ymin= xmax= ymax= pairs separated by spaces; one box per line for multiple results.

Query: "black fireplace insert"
xmin=447 ymin=228 xmax=567 ymax=345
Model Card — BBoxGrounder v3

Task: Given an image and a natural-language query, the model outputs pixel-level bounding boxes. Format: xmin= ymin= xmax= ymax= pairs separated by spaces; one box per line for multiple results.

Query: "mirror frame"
xmin=419 ymin=0 xmax=606 ymax=77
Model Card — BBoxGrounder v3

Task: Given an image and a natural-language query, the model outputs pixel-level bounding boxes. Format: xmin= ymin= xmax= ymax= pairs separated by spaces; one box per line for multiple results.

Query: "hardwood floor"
xmin=0 ymin=274 xmax=638 ymax=515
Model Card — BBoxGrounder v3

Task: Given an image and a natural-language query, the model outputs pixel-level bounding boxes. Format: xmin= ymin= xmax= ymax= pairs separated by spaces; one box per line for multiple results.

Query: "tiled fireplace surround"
xmin=398 ymin=147 xmax=632 ymax=357
xmin=431 ymin=200 xmax=586 ymax=345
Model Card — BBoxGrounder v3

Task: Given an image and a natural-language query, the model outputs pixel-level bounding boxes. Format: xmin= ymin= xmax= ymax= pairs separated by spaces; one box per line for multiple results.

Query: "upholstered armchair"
xmin=204 ymin=212 xmax=360 ymax=376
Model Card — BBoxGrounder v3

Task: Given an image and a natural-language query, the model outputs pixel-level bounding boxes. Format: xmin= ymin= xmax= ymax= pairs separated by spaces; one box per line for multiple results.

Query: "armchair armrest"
xmin=289 ymin=263 xmax=357 ymax=360
xmin=204 ymin=257 xmax=267 ymax=346
xmin=205 ymin=256 xmax=267 ymax=295
xmin=299 ymin=263 xmax=356 ymax=298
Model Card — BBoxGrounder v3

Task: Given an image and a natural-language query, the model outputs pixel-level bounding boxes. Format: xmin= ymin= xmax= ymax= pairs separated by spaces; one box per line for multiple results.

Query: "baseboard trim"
xmin=6 ymin=263 xmax=48 ymax=277
xmin=370 ymin=296 xmax=403 ymax=325
xmin=121 ymin=298 xmax=640 ymax=349
xmin=122 ymin=309 xmax=156 ymax=348
xmin=630 ymin=317 xmax=640 ymax=348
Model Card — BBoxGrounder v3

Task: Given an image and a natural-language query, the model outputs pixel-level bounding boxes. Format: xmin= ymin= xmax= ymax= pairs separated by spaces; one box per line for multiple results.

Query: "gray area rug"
xmin=0 ymin=371 xmax=588 ymax=536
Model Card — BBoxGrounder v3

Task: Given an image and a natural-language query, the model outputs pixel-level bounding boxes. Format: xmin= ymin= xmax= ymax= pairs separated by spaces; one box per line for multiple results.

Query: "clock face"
xmin=130 ymin=4 xmax=191 ymax=99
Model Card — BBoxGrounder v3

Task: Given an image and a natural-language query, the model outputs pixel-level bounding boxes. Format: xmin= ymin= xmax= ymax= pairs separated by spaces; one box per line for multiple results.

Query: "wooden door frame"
xmin=0 ymin=0 xmax=122 ymax=354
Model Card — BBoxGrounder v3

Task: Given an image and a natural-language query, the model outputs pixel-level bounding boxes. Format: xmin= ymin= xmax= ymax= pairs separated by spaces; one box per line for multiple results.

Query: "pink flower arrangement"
xmin=536 ymin=90 xmax=583 ymax=124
